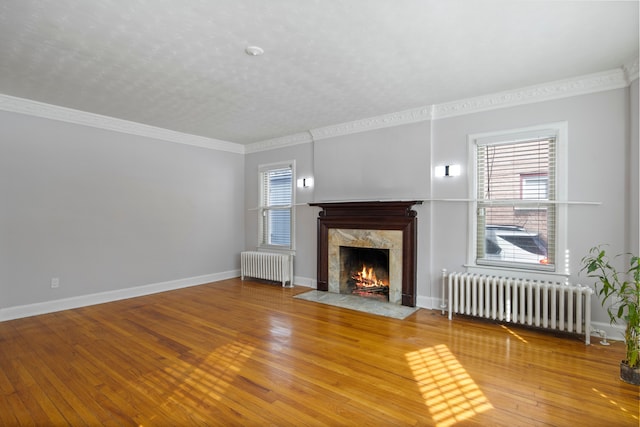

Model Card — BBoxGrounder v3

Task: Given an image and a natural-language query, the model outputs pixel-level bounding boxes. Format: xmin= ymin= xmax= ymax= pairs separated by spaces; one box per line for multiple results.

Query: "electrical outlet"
xmin=51 ymin=277 xmax=60 ymax=288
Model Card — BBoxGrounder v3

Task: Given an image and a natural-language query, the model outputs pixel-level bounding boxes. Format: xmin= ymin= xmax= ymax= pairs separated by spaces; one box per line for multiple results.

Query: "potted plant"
xmin=581 ymin=245 xmax=640 ymax=385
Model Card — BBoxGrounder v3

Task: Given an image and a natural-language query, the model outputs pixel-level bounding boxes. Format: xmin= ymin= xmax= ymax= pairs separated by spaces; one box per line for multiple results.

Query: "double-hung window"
xmin=471 ymin=123 xmax=567 ymax=272
xmin=259 ymin=162 xmax=295 ymax=250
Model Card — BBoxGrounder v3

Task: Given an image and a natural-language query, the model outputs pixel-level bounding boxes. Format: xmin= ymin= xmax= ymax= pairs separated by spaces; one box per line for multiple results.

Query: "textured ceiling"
xmin=0 ymin=0 xmax=638 ymax=144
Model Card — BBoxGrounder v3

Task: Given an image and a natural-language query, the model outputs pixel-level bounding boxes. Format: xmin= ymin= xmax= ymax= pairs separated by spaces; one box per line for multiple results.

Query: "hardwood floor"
xmin=0 ymin=278 xmax=638 ymax=426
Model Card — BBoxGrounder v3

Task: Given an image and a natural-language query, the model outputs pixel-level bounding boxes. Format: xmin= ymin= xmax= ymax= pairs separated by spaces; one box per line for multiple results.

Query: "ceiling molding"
xmin=253 ymin=65 xmax=633 ymax=150
xmin=2 ymin=63 xmax=635 ymax=155
xmin=433 ymin=68 xmax=629 ymax=120
xmin=310 ymin=106 xmax=433 ymax=141
xmin=244 ymin=132 xmax=313 ymax=154
xmin=0 ymin=94 xmax=244 ymax=154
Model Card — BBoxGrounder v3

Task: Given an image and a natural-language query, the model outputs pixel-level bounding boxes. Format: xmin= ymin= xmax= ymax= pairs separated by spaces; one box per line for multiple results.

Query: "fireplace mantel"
xmin=309 ymin=201 xmax=422 ymax=306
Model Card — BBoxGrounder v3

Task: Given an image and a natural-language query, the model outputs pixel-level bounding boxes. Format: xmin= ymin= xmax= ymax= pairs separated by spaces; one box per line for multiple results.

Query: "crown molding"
xmin=310 ymin=106 xmax=433 ymax=141
xmin=0 ymin=94 xmax=244 ymax=154
xmin=244 ymin=131 xmax=313 ymax=154
xmin=2 ymin=63 xmax=635 ymax=155
xmin=433 ymin=68 xmax=629 ymax=120
xmin=254 ymin=65 xmax=633 ymax=150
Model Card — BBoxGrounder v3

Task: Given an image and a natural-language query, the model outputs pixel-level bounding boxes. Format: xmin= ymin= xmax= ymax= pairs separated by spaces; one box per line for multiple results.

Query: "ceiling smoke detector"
xmin=245 ymin=46 xmax=264 ymax=56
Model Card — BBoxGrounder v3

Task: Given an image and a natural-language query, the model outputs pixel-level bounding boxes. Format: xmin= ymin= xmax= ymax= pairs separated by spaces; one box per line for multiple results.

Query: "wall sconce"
xmin=435 ymin=164 xmax=461 ymax=178
xmin=297 ymin=177 xmax=314 ymax=188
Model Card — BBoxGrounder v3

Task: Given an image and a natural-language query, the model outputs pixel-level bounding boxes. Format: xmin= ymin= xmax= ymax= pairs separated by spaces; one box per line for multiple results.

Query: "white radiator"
xmin=445 ymin=271 xmax=594 ymax=344
xmin=241 ymin=251 xmax=293 ymax=287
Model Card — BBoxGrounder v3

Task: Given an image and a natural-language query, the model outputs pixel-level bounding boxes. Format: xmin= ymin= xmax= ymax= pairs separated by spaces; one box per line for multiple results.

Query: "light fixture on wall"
xmin=297 ymin=177 xmax=314 ymax=188
xmin=435 ymin=164 xmax=461 ymax=178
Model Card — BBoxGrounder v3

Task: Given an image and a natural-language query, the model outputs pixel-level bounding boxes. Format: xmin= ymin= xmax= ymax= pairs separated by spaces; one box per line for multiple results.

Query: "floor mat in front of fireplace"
xmin=293 ymin=290 xmax=419 ymax=320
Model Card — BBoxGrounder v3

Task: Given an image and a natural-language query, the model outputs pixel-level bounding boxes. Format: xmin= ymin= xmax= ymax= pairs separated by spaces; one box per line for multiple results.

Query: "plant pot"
xmin=619 ymin=361 xmax=640 ymax=385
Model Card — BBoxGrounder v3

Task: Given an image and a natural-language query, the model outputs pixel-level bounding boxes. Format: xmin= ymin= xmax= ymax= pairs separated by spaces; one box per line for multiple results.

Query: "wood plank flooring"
xmin=0 ymin=278 xmax=638 ymax=426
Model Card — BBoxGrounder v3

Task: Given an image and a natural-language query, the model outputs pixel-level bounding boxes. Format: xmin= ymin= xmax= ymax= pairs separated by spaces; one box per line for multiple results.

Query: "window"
xmin=521 ymin=173 xmax=548 ymax=200
xmin=470 ymin=124 xmax=567 ymax=272
xmin=259 ymin=162 xmax=294 ymax=249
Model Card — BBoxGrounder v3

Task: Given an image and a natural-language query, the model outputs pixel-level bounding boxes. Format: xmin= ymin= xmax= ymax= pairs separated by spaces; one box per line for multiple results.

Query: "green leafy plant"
xmin=581 ymin=246 xmax=640 ymax=369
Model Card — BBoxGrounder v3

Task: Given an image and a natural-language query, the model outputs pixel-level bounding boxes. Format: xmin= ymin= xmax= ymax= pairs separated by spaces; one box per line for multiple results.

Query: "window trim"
xmin=466 ymin=122 xmax=568 ymax=277
xmin=258 ymin=160 xmax=296 ymax=251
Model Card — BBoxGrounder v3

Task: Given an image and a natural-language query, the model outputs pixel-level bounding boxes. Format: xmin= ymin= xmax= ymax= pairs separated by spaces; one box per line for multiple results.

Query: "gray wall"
xmin=314 ymin=121 xmax=431 ymax=201
xmin=431 ymin=89 xmax=630 ymax=323
xmin=245 ymin=85 xmax=637 ymax=327
xmin=1 ymin=110 xmax=244 ymax=309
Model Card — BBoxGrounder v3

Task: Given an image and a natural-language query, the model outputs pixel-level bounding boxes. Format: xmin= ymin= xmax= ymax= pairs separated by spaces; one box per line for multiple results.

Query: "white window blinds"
xmin=476 ymin=138 xmax=556 ymax=269
xmin=259 ymin=164 xmax=293 ymax=248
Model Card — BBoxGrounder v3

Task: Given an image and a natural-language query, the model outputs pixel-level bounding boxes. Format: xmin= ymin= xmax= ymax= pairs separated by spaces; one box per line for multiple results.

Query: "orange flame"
xmin=361 ymin=265 xmax=375 ymax=281
xmin=353 ymin=264 xmax=387 ymax=288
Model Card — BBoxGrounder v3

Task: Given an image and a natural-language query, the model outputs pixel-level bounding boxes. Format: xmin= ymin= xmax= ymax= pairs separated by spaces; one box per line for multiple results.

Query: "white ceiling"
xmin=0 ymin=0 xmax=638 ymax=145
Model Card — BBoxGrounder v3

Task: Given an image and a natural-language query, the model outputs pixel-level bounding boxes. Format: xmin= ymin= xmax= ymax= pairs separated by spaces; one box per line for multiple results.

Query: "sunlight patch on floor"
xmin=500 ymin=324 xmax=529 ymax=343
xmin=406 ymin=344 xmax=493 ymax=427
xmin=592 ymin=387 xmax=639 ymax=422
xmin=161 ymin=341 xmax=255 ymax=405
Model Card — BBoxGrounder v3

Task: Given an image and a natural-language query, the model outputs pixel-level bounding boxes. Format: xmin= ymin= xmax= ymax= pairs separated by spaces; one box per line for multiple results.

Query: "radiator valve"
xmin=592 ymin=328 xmax=610 ymax=346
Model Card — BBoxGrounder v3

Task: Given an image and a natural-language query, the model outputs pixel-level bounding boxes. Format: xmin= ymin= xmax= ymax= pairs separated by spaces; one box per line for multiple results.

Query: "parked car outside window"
xmin=484 ymin=225 xmax=548 ymax=265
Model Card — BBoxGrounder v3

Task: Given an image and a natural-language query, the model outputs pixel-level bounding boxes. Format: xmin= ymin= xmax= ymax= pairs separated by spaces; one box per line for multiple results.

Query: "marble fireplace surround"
xmin=309 ymin=201 xmax=421 ymax=307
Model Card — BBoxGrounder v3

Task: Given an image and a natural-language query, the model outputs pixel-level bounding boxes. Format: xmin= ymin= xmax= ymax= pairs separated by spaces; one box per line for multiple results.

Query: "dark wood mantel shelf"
xmin=309 ymin=200 xmax=422 ymax=307
xmin=310 ymin=200 xmax=421 ymax=217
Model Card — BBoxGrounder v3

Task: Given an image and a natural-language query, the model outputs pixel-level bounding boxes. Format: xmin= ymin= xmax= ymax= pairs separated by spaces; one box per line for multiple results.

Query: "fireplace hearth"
xmin=309 ymin=201 xmax=421 ymax=307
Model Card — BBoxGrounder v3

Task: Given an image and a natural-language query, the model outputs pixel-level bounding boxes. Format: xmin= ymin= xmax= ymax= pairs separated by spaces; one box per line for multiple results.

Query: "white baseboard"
xmin=0 ymin=270 xmax=239 ymax=322
xmin=293 ymin=275 xmax=316 ymax=288
xmin=416 ymin=295 xmax=443 ymax=310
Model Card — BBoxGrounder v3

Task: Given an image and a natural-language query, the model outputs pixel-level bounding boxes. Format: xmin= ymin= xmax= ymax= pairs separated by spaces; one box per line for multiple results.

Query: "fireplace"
xmin=309 ymin=201 xmax=421 ymax=307
xmin=340 ymin=246 xmax=390 ymax=301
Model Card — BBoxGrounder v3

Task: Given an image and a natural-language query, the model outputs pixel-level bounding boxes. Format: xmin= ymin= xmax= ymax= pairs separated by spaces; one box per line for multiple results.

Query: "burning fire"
xmin=352 ymin=264 xmax=388 ymax=288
